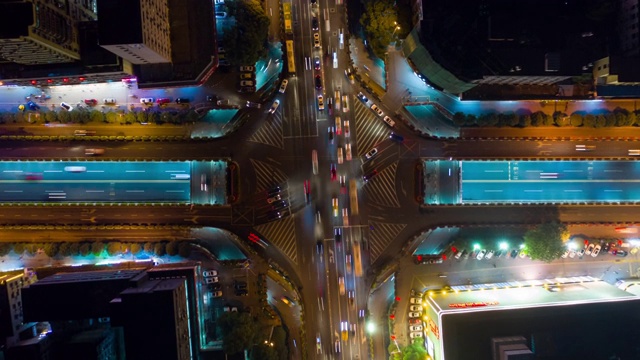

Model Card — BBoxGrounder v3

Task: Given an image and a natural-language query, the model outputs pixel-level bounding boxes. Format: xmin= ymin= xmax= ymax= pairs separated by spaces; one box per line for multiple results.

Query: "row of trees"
xmin=0 ymin=109 xmax=200 ymax=126
xmin=0 ymin=240 xmax=193 ymax=258
xmin=452 ymin=109 xmax=640 ymax=128
xmin=221 ymin=0 xmax=270 ymax=66
xmin=388 ymin=339 xmax=429 ymax=360
xmin=523 ymin=222 xmax=569 ymax=263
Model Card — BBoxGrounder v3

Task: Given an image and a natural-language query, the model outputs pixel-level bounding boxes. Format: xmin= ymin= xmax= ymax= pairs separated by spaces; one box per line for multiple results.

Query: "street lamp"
xmin=366 ymin=321 xmax=376 ymax=334
xmin=392 ymin=25 xmax=401 ymax=37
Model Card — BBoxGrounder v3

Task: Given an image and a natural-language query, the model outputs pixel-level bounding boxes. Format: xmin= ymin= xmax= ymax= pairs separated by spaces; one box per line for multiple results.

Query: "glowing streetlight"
xmin=499 ymin=242 xmax=508 ymax=250
xmin=519 ymin=244 xmax=526 ymax=249
xmin=366 ymin=321 xmax=376 ymax=334
xmin=473 ymin=243 xmax=481 ymax=250
xmin=392 ymin=26 xmax=401 ymax=37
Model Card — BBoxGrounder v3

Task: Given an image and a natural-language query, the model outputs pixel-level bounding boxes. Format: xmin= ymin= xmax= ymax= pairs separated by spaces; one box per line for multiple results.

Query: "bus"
xmin=629 ymin=149 xmax=640 ymax=156
xmin=286 ymin=39 xmax=296 ymax=75
xmin=283 ymin=3 xmax=292 ymax=34
xmin=349 ymin=179 xmax=359 ymax=215
xmin=353 ymin=241 xmax=363 ymax=277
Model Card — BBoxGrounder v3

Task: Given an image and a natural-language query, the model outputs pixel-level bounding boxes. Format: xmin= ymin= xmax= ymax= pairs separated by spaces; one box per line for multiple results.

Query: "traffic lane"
xmin=461 ymin=179 xmax=640 ymax=203
xmin=0 ymin=181 xmax=190 ymax=202
xmin=0 ymin=161 xmax=191 ymax=181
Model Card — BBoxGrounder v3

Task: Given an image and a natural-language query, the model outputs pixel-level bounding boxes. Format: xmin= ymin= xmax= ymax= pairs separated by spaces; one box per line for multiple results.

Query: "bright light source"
xmin=499 ymin=242 xmax=508 ymax=250
xmin=366 ymin=322 xmax=376 ymax=334
xmin=568 ymin=243 xmax=576 ymax=250
xmin=473 ymin=243 xmax=480 ymax=250
xmin=519 ymin=244 xmax=525 ymax=249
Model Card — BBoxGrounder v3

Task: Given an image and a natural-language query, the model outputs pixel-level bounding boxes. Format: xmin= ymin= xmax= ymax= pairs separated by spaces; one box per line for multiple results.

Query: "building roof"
xmin=97 ymin=0 xmax=143 ymax=46
xmin=427 ymin=279 xmax=636 ymax=314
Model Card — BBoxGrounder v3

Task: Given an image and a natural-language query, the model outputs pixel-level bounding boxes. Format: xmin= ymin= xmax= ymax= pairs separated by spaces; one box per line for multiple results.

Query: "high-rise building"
xmin=97 ymin=0 xmax=172 ymax=65
xmin=0 ymin=0 xmax=98 ymax=65
xmin=619 ymin=0 xmax=640 ymax=56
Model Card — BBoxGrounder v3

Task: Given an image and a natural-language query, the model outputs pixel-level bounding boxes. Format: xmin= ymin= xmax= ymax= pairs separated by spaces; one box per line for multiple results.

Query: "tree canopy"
xmin=218 ymin=311 xmax=259 ymax=354
xmin=360 ymin=0 xmax=398 ymax=58
xmin=523 ymin=222 xmax=569 ymax=263
xmin=222 ymin=0 xmax=270 ymax=66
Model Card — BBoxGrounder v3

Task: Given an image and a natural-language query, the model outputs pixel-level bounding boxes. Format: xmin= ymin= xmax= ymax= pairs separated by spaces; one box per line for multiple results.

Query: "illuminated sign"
xmin=427 ymin=319 xmax=440 ymax=339
xmin=448 ymin=301 xmax=499 ymax=308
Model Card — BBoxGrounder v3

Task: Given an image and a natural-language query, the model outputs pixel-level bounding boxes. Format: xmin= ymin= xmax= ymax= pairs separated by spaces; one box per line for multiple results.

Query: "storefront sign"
xmin=448 ymin=301 xmax=498 ymax=308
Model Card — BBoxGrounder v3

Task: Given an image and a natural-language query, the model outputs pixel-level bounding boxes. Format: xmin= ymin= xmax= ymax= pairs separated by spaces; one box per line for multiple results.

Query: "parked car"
xmin=176 ymin=98 xmax=190 ymax=104
xmin=363 ymin=170 xmax=378 ymax=182
xmin=485 ymin=250 xmax=495 ymax=259
xmin=455 ymin=249 xmax=465 ymax=259
xmin=382 ymin=116 xmax=396 ymax=127
xmin=476 ymin=249 xmax=487 ymax=260
xmin=409 ymin=298 xmax=422 ymax=304
xmin=389 ymin=132 xmax=404 ymax=142
xmin=140 ymin=98 xmax=154 ymax=104
xmin=103 ymin=98 xmax=116 ymax=104
xmin=576 ymin=248 xmax=586 ymax=257
xmin=84 ymin=99 xmax=98 ymax=106
xmin=279 ymin=79 xmax=288 ymax=93
xmin=409 ymin=332 xmax=423 ymax=339
xmin=27 ymin=101 xmax=40 ymax=110
xmin=409 ymin=305 xmax=422 ymax=312
xmin=240 ymin=80 xmax=255 ymax=87
xmin=409 ymin=325 xmax=423 ymax=332
xmin=408 ymin=318 xmax=422 ymax=325
xmin=239 ymin=66 xmax=255 ymax=72
xmin=235 ymin=288 xmax=248 ymax=296
xmin=591 ymin=244 xmax=601 ymax=257
xmin=156 ymin=98 xmax=171 ymax=105
xmin=370 ymin=104 xmax=384 ymax=117
xmin=408 ymin=312 xmax=421 ymax=318
xmin=239 ymin=73 xmax=254 ymax=79
xmin=212 ymin=291 xmax=223 ymax=298
xmin=203 ymin=270 xmax=218 ymax=277
xmin=585 ymin=243 xmax=595 ymax=256
xmin=205 ymin=277 xmax=219 ymax=283
xmin=60 ymin=102 xmax=73 ymax=111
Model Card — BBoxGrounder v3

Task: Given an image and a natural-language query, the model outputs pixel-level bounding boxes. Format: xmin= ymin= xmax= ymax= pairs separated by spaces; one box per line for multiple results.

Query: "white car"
xmin=205 ymin=277 xmax=219 ymax=283
xmin=345 ymin=143 xmax=352 ymax=161
xmin=203 ymin=270 xmax=217 ymax=277
xmin=365 ymin=148 xmax=378 ymax=159
xmin=268 ymin=100 xmax=280 ymax=114
xmin=409 ymin=325 xmax=423 ymax=332
xmin=200 ymin=174 xmax=208 ymax=191
xmin=409 ymin=332 xmax=423 ymax=339
xmin=103 ymin=98 xmax=117 ymax=104
xmin=409 ymin=297 xmax=421 ymax=304
xmin=370 ymin=104 xmax=383 ymax=117
xmin=337 ymin=147 xmax=344 ymax=164
xmin=408 ymin=312 xmax=421 ymax=318
xmin=279 ymin=79 xmax=288 ymax=93
xmin=568 ymin=250 xmax=576 ymax=258
xmin=485 ymin=250 xmax=494 ymax=259
xmin=476 ymin=250 xmax=487 ymax=260
xmin=140 ymin=98 xmax=154 ymax=104
xmin=382 ymin=115 xmax=396 ymax=127
xmin=585 ymin=243 xmax=595 ymax=256
xmin=409 ymin=305 xmax=422 ymax=312
xmin=60 ymin=102 xmax=73 ymax=111
xmin=591 ymin=244 xmax=601 ymax=257
xmin=561 ymin=250 xmax=569 ymax=258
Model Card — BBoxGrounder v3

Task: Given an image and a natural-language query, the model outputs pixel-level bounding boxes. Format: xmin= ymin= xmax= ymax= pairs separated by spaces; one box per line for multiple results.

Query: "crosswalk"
xmin=248 ymin=111 xmax=284 ymax=149
xmin=250 ymin=159 xmax=289 ymax=193
xmin=363 ymin=162 xmax=400 ymax=207
xmin=254 ymin=215 xmax=298 ymax=264
xmin=367 ymin=220 xmax=407 ymax=263
xmin=352 ymin=98 xmax=391 ymax=156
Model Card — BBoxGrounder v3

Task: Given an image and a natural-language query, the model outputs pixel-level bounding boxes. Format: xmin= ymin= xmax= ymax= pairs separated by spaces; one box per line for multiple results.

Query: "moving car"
xmin=85 ymin=148 xmax=104 ymax=156
xmin=270 ymin=200 xmax=288 ymax=211
xmin=268 ymin=100 xmax=280 ymax=114
xmin=317 ymin=95 xmax=324 ymax=111
xmin=27 ymin=101 xmax=40 ymax=110
xmin=314 ymin=32 xmax=321 ymax=48
xmin=215 ymin=12 xmax=227 ymax=18
xmin=60 ymin=102 xmax=73 ymax=111
xmin=316 ymin=335 xmax=322 ymax=354
xmin=370 ymin=104 xmax=384 ymax=117
xmin=338 ymin=277 xmax=345 ymax=295
xmin=365 ymin=148 xmax=378 ymax=159
xmin=337 ymin=147 xmax=344 ymax=164
xmin=334 ymin=91 xmax=341 ymax=111
xmin=266 ymin=194 xmax=281 ymax=204
xmin=246 ymin=101 xmax=261 ymax=108
xmin=332 ymin=198 xmax=339 ymax=217
xmin=342 ymin=95 xmax=350 ymax=113
xmin=140 ymin=98 xmax=154 ymax=104
xmin=345 ymin=143 xmax=352 ymax=160
xmin=312 ymin=17 xmax=319 ymax=30
xmin=200 ymin=174 xmax=208 ymax=191
xmin=335 ymin=116 xmax=342 ymax=135
xmin=389 ymin=132 xmax=404 ymax=142
xmin=279 ymin=79 xmax=288 ymax=93
xmin=363 ymin=170 xmax=378 ymax=182
xmin=382 ymin=115 xmax=396 ymax=127
xmin=314 ymin=56 xmax=321 ymax=70
xmin=357 ymin=92 xmax=369 ymax=103
xmin=345 ymin=69 xmax=355 ymax=84
xmin=330 ymin=164 xmax=337 ymax=181
xmin=315 ymin=75 xmax=322 ymax=89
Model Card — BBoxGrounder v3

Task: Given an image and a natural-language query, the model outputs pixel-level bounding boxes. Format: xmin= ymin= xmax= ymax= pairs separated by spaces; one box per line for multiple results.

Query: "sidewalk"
xmin=349 ymin=37 xmax=387 ymax=97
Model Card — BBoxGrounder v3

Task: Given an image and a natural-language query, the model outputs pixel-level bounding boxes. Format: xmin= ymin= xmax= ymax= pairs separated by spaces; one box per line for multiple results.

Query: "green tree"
xmin=124 ymin=111 xmax=136 ymax=124
xmin=90 ymin=110 xmax=105 ymax=123
xmin=360 ymin=0 xmax=398 ymax=58
xmin=531 ymin=111 xmax=545 ymax=126
xmin=79 ymin=242 xmax=91 ymax=256
xmin=628 ymin=111 xmax=637 ymax=126
xmin=222 ymin=0 xmax=270 ymax=66
xmin=519 ymin=114 xmax=531 ymax=127
xmin=107 ymin=242 xmax=123 ymax=256
xmin=178 ymin=242 xmax=192 ymax=258
xmin=144 ymin=242 xmax=155 ymax=253
xmin=136 ymin=110 xmax=148 ymax=124
xmin=0 ymin=243 xmax=11 ymax=256
xmin=148 ymin=111 xmax=160 ymax=124
xmin=218 ymin=312 xmax=258 ymax=354
xmin=13 ymin=243 xmax=25 ymax=255
xmin=605 ymin=113 xmax=616 ymax=127
xmin=388 ymin=344 xmax=402 ymax=360
xmin=154 ymin=242 xmax=166 ymax=256
xmin=452 ymin=112 xmax=466 ymax=127
xmin=91 ymin=242 xmax=105 ymax=256
xmin=506 ymin=113 xmax=519 ymax=127
xmin=595 ymin=114 xmax=606 ymax=128
xmin=58 ymin=242 xmax=73 ymax=257
xmin=130 ymin=243 xmax=142 ymax=255
xmin=45 ymin=111 xmax=58 ymax=123
xmin=43 ymin=243 xmax=60 ymax=257
xmin=464 ymin=114 xmax=477 ymax=126
xmin=105 ymin=111 xmax=118 ymax=123
xmin=569 ymin=113 xmax=583 ymax=127
xmin=58 ymin=110 xmax=70 ymax=123
xmin=523 ymin=222 xmax=568 ymax=263
xmin=166 ymin=241 xmax=179 ymax=256
xmin=583 ymin=114 xmax=596 ymax=127
xmin=69 ymin=242 xmax=81 ymax=255
xmin=25 ymin=243 xmax=39 ymax=256
xmin=402 ymin=339 xmax=428 ymax=360
xmin=251 ymin=343 xmax=277 ymax=360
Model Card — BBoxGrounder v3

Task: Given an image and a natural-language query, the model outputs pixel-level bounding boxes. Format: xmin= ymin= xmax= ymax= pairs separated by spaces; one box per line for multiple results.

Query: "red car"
xmin=24 ymin=173 xmax=43 ymax=180
xmin=156 ymin=98 xmax=171 ymax=105
xmin=330 ymin=164 xmax=337 ymax=181
xmin=84 ymin=99 xmax=98 ymax=106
